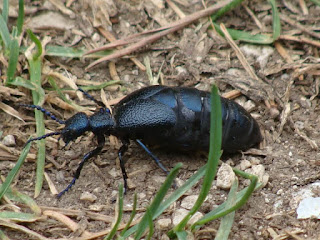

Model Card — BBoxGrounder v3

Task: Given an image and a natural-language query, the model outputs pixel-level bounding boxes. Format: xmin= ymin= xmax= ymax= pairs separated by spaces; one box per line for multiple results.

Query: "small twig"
xmin=279 ymin=35 xmax=320 ymax=48
xmin=280 ymin=14 xmax=320 ymax=39
xmin=0 ymin=219 xmax=51 ymax=240
xmin=242 ymin=4 xmax=264 ymax=30
xmin=96 ymin=27 xmax=146 ymax=71
xmin=166 ymin=0 xmax=186 ymax=18
xmin=274 ymin=42 xmax=293 ymax=63
xmin=85 ymin=0 xmax=232 ymax=69
xmin=43 ymin=210 xmax=91 ymax=237
xmin=298 ymin=0 xmax=308 ymax=15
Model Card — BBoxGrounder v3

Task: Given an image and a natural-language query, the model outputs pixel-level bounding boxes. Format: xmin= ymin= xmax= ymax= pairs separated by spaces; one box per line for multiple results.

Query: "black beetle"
xmin=22 ymin=85 xmax=262 ymax=197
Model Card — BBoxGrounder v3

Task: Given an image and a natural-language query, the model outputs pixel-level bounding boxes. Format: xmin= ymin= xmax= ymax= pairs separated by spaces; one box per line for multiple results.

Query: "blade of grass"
xmin=121 ymin=164 xmax=207 ymax=239
xmin=145 ymin=208 xmax=154 ymax=240
xmin=310 ymin=0 xmax=320 ymax=5
xmin=0 ymin=212 xmax=41 ymax=222
xmin=16 ymin=0 xmax=24 ymax=36
xmin=0 ymin=230 xmax=10 ymax=240
xmin=168 ymin=85 xmax=222 ymax=237
xmin=134 ymin=163 xmax=182 ymax=239
xmin=104 ymin=184 xmax=124 ymax=240
xmin=211 ymin=0 xmax=245 ymax=21
xmin=269 ymin=0 xmax=281 ymax=40
xmin=212 ymin=22 xmax=274 ymax=44
xmin=176 ymin=231 xmax=188 ymax=239
xmin=79 ymin=80 xmax=121 ymax=91
xmin=26 ymin=29 xmax=45 ymax=198
xmin=120 ymin=193 xmax=137 ymax=237
xmin=0 ymin=139 xmax=31 ymax=200
xmin=214 ymin=177 xmax=238 ymax=240
xmin=10 ymin=77 xmax=45 ymax=96
xmin=45 ymin=45 xmax=84 ymax=58
xmin=48 ymin=76 xmax=85 ymax=112
xmin=6 ymin=38 xmax=20 ymax=84
xmin=2 ymin=0 xmax=9 ymax=23
xmin=191 ymin=169 xmax=258 ymax=229
xmin=0 ymin=14 xmax=11 ymax=48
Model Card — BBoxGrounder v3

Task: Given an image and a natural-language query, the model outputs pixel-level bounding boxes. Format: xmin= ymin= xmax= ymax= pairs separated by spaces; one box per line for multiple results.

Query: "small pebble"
xmin=188 ymin=212 xmax=204 ymax=226
xmin=172 ymin=209 xmax=189 ymax=225
xmin=156 ymin=218 xmax=172 ymax=230
xmin=89 ymin=204 xmax=104 ymax=211
xmin=216 ymin=163 xmax=236 ymax=189
xmin=181 ymin=195 xmax=198 ymax=210
xmin=238 ymin=160 xmax=252 ymax=171
xmin=2 ymin=135 xmax=16 ymax=147
xmin=80 ymin=192 xmax=97 ymax=202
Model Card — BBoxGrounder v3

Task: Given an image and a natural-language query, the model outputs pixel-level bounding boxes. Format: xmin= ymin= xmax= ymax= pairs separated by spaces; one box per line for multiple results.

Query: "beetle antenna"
xmin=20 ymin=104 xmax=65 ymax=124
xmin=78 ymin=87 xmax=105 ymax=108
xmin=24 ymin=131 xmax=61 ymax=147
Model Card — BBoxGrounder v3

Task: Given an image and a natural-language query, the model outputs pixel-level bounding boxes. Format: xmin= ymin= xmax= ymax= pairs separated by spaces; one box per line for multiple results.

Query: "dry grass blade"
xmin=219 ymin=23 xmax=259 ymax=82
xmin=86 ymin=0 xmax=232 ymax=69
xmin=279 ymin=35 xmax=320 ymax=48
xmin=279 ymin=14 xmax=320 ymax=39
xmin=43 ymin=210 xmax=91 ymax=237
xmin=0 ymin=219 xmax=51 ymax=240
xmin=0 ymin=102 xmax=24 ymax=122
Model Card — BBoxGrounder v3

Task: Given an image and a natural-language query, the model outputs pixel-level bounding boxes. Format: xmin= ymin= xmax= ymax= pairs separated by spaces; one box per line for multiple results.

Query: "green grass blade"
xmin=79 ymin=80 xmax=121 ymax=91
xmin=269 ymin=0 xmax=281 ymax=40
xmin=6 ymin=38 xmax=20 ymax=84
xmin=214 ymin=178 xmax=238 ymax=240
xmin=212 ymin=22 xmax=274 ymax=44
xmin=2 ymin=0 xmax=9 ymax=23
xmin=145 ymin=208 xmax=154 ymax=240
xmin=104 ymin=184 xmax=124 ymax=240
xmin=9 ymin=77 xmax=45 ymax=94
xmin=17 ymin=0 xmax=24 ymax=36
xmin=211 ymin=0 xmax=245 ymax=21
xmin=48 ymin=77 xmax=85 ymax=112
xmin=191 ymin=169 xmax=258 ymax=229
xmin=0 ymin=140 xmax=31 ymax=200
xmin=120 ymin=193 xmax=138 ymax=237
xmin=0 ymin=14 xmax=11 ymax=48
xmin=45 ymin=45 xmax=84 ymax=58
xmin=0 ymin=230 xmax=10 ymax=240
xmin=0 ymin=212 xmax=41 ymax=222
xmin=169 ymin=85 xmax=222 ymax=236
xmin=27 ymin=29 xmax=42 ymax=60
xmin=176 ymin=231 xmax=188 ymax=239
xmin=310 ymin=0 xmax=320 ymax=5
xmin=26 ymin=30 xmax=45 ymax=198
xmin=134 ymin=163 xmax=182 ymax=239
xmin=121 ymin=164 xmax=207 ymax=239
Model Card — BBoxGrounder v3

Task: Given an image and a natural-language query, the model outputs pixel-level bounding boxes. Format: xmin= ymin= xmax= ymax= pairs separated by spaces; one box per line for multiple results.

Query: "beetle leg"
xmin=57 ymin=134 xmax=105 ymax=198
xmin=136 ymin=139 xmax=169 ymax=175
xmin=118 ymin=140 xmax=129 ymax=193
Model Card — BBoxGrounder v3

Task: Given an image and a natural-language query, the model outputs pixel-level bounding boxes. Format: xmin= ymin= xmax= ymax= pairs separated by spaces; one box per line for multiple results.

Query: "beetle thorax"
xmin=89 ymin=108 xmax=115 ymax=135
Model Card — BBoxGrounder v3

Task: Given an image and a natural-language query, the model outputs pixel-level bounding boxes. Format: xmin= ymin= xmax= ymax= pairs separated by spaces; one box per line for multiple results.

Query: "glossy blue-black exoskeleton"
xmin=23 ymin=85 xmax=262 ymax=197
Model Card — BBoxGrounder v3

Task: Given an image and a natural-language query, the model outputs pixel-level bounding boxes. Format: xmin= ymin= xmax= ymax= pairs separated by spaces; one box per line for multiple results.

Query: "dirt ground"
xmin=1 ymin=0 xmax=320 ymax=239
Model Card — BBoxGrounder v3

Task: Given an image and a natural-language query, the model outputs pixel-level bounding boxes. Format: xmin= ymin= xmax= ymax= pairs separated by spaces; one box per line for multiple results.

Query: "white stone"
xmin=156 ymin=218 xmax=172 ymax=230
xmin=297 ymin=197 xmax=320 ymax=219
xmin=216 ymin=163 xmax=236 ymax=189
xmin=181 ymin=195 xmax=198 ymax=210
xmin=188 ymin=212 xmax=204 ymax=226
xmin=238 ymin=160 xmax=252 ymax=171
xmin=172 ymin=208 xmax=189 ymax=225
xmin=2 ymin=135 xmax=16 ymax=147
xmin=80 ymin=192 xmax=97 ymax=202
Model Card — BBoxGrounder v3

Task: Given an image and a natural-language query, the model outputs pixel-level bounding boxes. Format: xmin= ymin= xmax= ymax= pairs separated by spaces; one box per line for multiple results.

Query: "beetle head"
xmin=61 ymin=112 xmax=90 ymax=146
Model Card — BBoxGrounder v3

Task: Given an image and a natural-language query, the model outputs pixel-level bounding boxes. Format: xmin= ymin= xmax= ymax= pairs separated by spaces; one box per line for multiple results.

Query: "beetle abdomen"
xmin=114 ymin=85 xmax=262 ymax=152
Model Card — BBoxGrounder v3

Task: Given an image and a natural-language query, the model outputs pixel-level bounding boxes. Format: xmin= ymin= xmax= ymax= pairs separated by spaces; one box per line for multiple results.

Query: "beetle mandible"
xmin=22 ymin=85 xmax=262 ymax=197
